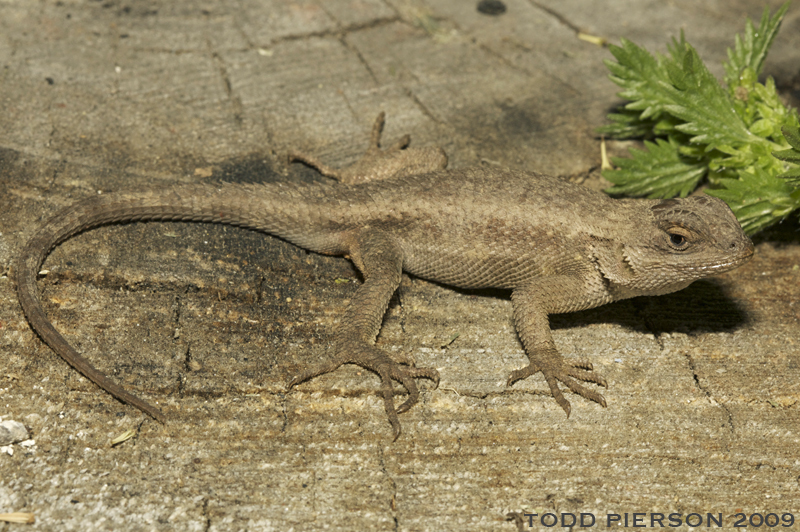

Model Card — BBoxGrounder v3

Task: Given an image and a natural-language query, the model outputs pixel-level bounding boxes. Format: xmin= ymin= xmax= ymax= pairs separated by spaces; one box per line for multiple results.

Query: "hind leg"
xmin=288 ymin=112 xmax=447 ymax=184
xmin=287 ymin=229 xmax=439 ymax=440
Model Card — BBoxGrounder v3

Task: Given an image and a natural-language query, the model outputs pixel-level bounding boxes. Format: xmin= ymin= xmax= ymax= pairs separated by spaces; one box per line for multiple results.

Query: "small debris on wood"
xmin=0 ymin=420 xmax=29 ymax=446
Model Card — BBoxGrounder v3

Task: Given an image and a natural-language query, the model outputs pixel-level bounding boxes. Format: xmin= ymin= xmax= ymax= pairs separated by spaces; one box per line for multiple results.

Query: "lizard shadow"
xmin=554 ymin=279 xmax=751 ymax=336
xmin=439 ymin=279 xmax=749 ymax=337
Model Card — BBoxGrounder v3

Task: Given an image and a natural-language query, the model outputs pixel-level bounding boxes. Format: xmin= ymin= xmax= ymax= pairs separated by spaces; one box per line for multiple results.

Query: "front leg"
xmin=287 ymin=229 xmax=439 ymax=439
xmin=509 ymin=278 xmax=608 ymax=416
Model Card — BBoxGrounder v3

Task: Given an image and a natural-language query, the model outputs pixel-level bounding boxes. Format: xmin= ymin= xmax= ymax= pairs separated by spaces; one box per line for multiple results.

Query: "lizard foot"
xmin=288 ymin=112 xmax=447 ymax=184
xmin=287 ymin=343 xmax=440 ymax=440
xmin=507 ymin=355 xmax=607 ymax=417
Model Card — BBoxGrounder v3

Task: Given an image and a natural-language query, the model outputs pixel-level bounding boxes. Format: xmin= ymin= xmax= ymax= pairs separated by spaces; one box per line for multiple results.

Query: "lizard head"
xmin=611 ymin=194 xmax=754 ymax=296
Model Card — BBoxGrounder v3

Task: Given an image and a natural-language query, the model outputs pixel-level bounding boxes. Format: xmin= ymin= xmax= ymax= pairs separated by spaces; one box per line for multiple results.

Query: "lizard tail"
xmin=14 ymin=182 xmax=342 ymax=422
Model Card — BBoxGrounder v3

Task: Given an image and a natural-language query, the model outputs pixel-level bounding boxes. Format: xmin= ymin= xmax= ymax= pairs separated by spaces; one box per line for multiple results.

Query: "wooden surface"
xmin=1 ymin=1 xmax=800 ymax=530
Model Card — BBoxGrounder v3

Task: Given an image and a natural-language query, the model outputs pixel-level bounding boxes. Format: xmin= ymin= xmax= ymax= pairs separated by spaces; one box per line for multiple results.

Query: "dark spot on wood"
xmin=477 ymin=0 xmax=507 ymax=15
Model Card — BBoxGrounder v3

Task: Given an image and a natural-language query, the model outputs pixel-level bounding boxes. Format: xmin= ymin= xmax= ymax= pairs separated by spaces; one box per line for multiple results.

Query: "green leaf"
xmin=773 ymin=148 xmax=800 ymax=164
xmin=773 ymin=126 xmax=800 ymax=183
xmin=604 ymin=137 xmax=706 ymax=198
xmin=778 ymin=167 xmax=800 ymax=185
xmin=708 ymin=166 xmax=800 ymax=234
xmin=746 ymin=77 xmax=800 ymax=141
xmin=724 ymin=1 xmax=791 ymax=86
xmin=659 ymin=43 xmax=752 ymax=149
xmin=600 ymin=2 xmax=799 ymax=234
xmin=596 ymin=109 xmax=659 ymax=138
xmin=604 ymin=39 xmax=672 ymax=122
xmin=605 ymin=37 xmax=752 ymax=150
xmin=597 ymin=109 xmax=682 ymax=139
xmin=780 ymin=125 xmax=800 ymax=150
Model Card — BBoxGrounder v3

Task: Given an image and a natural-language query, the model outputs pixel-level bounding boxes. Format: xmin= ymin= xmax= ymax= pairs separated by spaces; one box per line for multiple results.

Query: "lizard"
xmin=14 ymin=112 xmax=754 ymax=439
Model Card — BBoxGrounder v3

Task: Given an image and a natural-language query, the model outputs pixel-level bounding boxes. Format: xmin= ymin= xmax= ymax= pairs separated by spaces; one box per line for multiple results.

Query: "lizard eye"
xmin=670 ymin=233 xmax=686 ymax=246
xmin=666 ymin=230 xmax=690 ymax=250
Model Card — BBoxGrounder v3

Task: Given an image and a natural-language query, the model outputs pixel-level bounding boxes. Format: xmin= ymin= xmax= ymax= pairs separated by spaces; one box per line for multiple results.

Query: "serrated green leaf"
xmin=773 ymin=148 xmax=800 ymax=164
xmin=781 ymin=125 xmax=800 ymax=150
xmin=659 ymin=43 xmax=752 ymax=149
xmin=597 ymin=109 xmax=682 ymax=139
xmin=604 ymin=138 xmax=706 ymax=198
xmin=596 ymin=110 xmax=659 ymax=138
xmin=705 ymin=141 xmax=777 ymax=176
xmin=665 ymin=53 xmax=690 ymax=91
xmin=772 ymin=126 xmax=800 ymax=181
xmin=724 ymin=1 xmax=790 ymax=86
xmin=600 ymin=2 xmax=798 ymax=234
xmin=666 ymin=31 xmax=689 ymax=63
xmin=778 ymin=167 xmax=800 ymax=184
xmin=604 ymin=39 xmax=672 ymax=122
xmin=708 ymin=166 xmax=800 ymax=234
xmin=745 ymin=79 xmax=800 ymax=142
xmin=606 ymin=36 xmax=752 ymax=150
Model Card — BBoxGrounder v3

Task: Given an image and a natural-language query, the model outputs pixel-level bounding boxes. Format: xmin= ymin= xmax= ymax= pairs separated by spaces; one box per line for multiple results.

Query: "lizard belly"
xmin=400 ymin=242 xmax=566 ymax=290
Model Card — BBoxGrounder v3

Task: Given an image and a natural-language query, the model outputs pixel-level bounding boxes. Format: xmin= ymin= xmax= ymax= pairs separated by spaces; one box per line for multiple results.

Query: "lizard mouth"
xmin=695 ymin=240 xmax=755 ymax=273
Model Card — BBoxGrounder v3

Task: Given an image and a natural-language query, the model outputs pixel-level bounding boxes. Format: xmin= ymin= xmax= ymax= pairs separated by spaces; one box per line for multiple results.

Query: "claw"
xmin=566 ymin=367 xmax=608 ymax=388
xmin=544 ymin=373 xmax=572 ymax=416
xmin=380 ymin=375 xmax=403 ymax=441
xmin=285 ymin=344 xmax=439 ymax=438
xmin=570 ymin=359 xmax=594 ymax=371
xmin=507 ymin=356 xmax=607 ymax=415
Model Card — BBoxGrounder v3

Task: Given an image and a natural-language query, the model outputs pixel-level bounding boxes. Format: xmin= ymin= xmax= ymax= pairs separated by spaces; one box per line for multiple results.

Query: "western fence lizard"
xmin=15 ymin=113 xmax=754 ymax=439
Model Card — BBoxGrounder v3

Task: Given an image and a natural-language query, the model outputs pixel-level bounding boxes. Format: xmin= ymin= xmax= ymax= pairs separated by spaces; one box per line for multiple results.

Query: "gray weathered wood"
xmin=1 ymin=1 xmax=799 ymax=529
